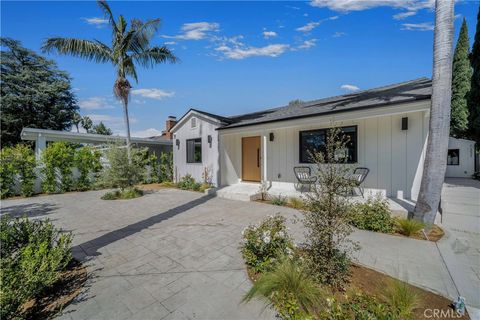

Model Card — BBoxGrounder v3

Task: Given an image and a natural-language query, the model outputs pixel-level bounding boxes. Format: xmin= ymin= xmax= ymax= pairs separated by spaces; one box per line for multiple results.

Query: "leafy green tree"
xmin=74 ymin=146 xmax=102 ymax=190
xmin=41 ymin=142 xmax=75 ymax=193
xmin=72 ymin=112 xmax=83 ymax=133
xmin=42 ymin=0 xmax=177 ymax=162
xmin=92 ymin=121 xmax=113 ymax=135
xmin=81 ymin=116 xmax=93 ymax=133
xmin=450 ymin=18 xmax=471 ymax=137
xmin=469 ymin=7 xmax=480 ymax=143
xmin=0 ymin=38 xmax=78 ymax=147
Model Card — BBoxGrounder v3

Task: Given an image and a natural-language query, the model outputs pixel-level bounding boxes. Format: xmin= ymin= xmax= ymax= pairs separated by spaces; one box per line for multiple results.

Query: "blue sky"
xmin=1 ymin=1 xmax=478 ymax=137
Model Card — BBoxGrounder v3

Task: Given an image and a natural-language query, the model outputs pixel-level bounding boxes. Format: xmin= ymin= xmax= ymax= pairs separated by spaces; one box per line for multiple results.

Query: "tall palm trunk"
xmin=122 ymin=98 xmax=132 ymax=163
xmin=413 ymin=0 xmax=454 ymax=225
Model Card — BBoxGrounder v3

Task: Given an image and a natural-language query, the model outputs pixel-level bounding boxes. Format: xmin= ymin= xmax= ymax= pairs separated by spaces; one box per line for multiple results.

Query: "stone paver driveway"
xmin=1 ymin=189 xmax=293 ymax=320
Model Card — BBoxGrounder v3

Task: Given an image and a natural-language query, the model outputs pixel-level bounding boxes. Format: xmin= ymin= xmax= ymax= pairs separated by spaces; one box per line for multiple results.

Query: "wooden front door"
xmin=242 ymin=136 xmax=261 ymax=182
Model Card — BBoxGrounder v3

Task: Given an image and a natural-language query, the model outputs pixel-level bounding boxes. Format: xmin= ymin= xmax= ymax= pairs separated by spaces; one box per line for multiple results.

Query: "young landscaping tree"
xmin=469 ymin=7 xmax=480 ymax=143
xmin=413 ymin=0 xmax=454 ymax=225
xmin=0 ymin=38 xmax=78 ymax=146
xmin=81 ymin=116 xmax=93 ymax=133
xmin=42 ymin=0 xmax=177 ymax=162
xmin=72 ymin=112 xmax=83 ymax=133
xmin=92 ymin=121 xmax=113 ymax=135
xmin=302 ymin=127 xmax=358 ymax=288
xmin=450 ymin=18 xmax=471 ymax=138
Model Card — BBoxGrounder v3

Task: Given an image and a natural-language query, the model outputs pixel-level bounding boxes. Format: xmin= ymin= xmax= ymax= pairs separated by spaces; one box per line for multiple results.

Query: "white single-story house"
xmin=446 ymin=137 xmax=476 ymax=178
xmin=171 ymin=78 xmax=476 ymax=200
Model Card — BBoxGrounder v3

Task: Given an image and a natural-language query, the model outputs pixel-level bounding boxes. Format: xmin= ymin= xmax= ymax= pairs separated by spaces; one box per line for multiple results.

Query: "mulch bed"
xmin=20 ymin=259 xmax=88 ymax=319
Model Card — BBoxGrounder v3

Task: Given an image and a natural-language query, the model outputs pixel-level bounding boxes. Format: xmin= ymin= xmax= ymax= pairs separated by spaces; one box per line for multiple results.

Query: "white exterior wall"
xmin=445 ymin=137 xmax=476 ymax=178
xmin=172 ymin=114 xmax=221 ymax=186
xmin=219 ymin=103 xmax=430 ymax=199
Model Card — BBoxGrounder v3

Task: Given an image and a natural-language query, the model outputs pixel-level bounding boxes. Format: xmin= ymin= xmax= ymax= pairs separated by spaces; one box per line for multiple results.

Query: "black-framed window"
xmin=186 ymin=138 xmax=202 ymax=163
xmin=299 ymin=126 xmax=357 ymax=163
xmin=447 ymin=149 xmax=459 ymax=165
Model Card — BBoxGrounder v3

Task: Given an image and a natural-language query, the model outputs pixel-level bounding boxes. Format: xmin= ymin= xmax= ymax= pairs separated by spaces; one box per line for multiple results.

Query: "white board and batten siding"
xmin=446 ymin=137 xmax=476 ymax=178
xmin=219 ymin=101 xmax=430 ymax=200
xmin=172 ymin=112 xmax=221 ymax=186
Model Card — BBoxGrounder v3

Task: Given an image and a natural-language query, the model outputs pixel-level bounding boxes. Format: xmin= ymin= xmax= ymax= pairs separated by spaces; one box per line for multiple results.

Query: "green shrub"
xmin=159 ymin=152 xmax=173 ymax=183
xmin=396 ymin=219 xmax=425 ymax=237
xmin=323 ymin=290 xmax=395 ymax=320
xmin=384 ymin=279 xmax=420 ymax=319
xmin=177 ymin=174 xmax=201 ymax=191
xmin=0 ymin=215 xmax=72 ymax=319
xmin=0 ymin=145 xmax=37 ymax=198
xmin=243 ymin=257 xmax=325 ymax=320
xmin=271 ymin=195 xmax=288 ymax=206
xmin=101 ymin=187 xmax=143 ymax=200
xmin=0 ymin=147 xmax=17 ymax=198
xmin=349 ymin=196 xmax=395 ymax=233
xmin=74 ymin=146 xmax=102 ymax=191
xmin=99 ymin=144 xmax=146 ymax=191
xmin=289 ymin=197 xmax=304 ymax=210
xmin=240 ymin=215 xmax=294 ymax=273
xmin=41 ymin=142 xmax=75 ymax=193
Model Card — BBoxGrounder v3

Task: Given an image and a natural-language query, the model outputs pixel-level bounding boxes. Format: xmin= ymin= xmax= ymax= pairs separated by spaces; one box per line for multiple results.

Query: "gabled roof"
xmin=174 ymin=78 xmax=432 ymax=131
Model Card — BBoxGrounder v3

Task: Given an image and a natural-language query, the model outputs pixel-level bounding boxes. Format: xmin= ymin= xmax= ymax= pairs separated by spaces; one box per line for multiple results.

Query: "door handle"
xmin=257 ymin=148 xmax=260 ymax=167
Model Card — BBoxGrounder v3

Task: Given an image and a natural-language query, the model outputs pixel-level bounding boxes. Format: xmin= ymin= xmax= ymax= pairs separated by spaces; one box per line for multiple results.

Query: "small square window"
xmin=191 ymin=117 xmax=197 ymax=128
xmin=447 ymin=149 xmax=459 ymax=166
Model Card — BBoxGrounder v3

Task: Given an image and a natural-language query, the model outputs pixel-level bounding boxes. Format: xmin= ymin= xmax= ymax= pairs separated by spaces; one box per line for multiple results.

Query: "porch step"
xmin=215 ymin=183 xmax=260 ymax=201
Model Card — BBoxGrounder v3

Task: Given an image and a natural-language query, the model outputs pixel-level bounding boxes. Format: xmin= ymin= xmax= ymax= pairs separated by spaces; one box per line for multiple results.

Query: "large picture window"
xmin=299 ymin=126 xmax=357 ymax=163
xmin=186 ymin=138 xmax=202 ymax=163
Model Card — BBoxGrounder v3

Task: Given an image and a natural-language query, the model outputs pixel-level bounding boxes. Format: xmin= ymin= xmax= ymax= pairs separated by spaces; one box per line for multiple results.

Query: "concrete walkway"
xmin=1 ymin=184 xmax=478 ymax=319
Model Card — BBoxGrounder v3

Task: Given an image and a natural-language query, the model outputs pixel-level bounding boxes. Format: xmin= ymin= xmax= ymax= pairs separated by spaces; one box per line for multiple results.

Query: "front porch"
xmin=215 ymin=182 xmax=414 ymax=218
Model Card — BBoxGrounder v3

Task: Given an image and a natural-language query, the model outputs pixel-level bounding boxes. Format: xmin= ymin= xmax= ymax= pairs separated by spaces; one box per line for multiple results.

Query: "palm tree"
xmin=413 ymin=0 xmax=454 ymax=225
xmin=72 ymin=112 xmax=82 ymax=133
xmin=42 ymin=0 xmax=177 ymax=161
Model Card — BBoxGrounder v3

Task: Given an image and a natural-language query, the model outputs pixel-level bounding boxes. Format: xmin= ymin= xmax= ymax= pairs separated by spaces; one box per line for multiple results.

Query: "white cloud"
xmin=131 ymin=88 xmax=175 ymax=100
xmin=297 ymin=39 xmax=317 ymax=50
xmin=309 ymin=0 xmax=434 ymax=19
xmin=296 ymin=16 xmax=338 ymax=32
xmin=216 ymin=43 xmax=290 ymax=60
xmin=82 ymin=17 xmax=108 ymax=26
xmin=393 ymin=11 xmax=417 ymax=20
xmin=131 ymin=128 xmax=164 ymax=138
xmin=401 ymin=22 xmax=434 ymax=31
xmin=333 ymin=32 xmax=347 ymax=38
xmin=263 ymin=31 xmax=278 ymax=39
xmin=341 ymin=84 xmax=360 ymax=92
xmin=164 ymin=22 xmax=219 ymax=41
xmin=79 ymin=97 xmax=115 ymax=110
xmin=164 ymin=41 xmax=177 ymax=45
xmin=86 ymin=114 xmax=138 ymax=135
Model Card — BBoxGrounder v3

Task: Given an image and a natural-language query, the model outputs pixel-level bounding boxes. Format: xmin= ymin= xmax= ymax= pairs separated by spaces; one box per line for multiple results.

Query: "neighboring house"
xmin=446 ymin=137 xmax=476 ymax=178
xmin=171 ymin=78 xmax=475 ymax=200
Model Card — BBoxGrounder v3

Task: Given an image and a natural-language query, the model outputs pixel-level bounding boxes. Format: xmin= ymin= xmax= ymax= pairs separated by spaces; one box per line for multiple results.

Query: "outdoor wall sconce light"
xmin=401 ymin=117 xmax=408 ymax=131
xmin=269 ymin=132 xmax=274 ymax=141
xmin=207 ymin=135 xmax=212 ymax=147
xmin=175 ymin=139 xmax=180 ymax=149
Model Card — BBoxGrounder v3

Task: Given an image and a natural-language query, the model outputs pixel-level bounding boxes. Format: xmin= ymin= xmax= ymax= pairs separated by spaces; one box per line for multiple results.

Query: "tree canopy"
xmin=468 ymin=7 xmax=480 ymax=142
xmin=450 ymin=18 xmax=471 ymax=138
xmin=0 ymin=38 xmax=78 ymax=147
xmin=92 ymin=121 xmax=113 ymax=135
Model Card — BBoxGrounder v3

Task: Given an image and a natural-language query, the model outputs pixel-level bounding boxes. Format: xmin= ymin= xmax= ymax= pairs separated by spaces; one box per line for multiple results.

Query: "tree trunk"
xmin=122 ymin=98 xmax=132 ymax=163
xmin=413 ymin=0 xmax=454 ymax=225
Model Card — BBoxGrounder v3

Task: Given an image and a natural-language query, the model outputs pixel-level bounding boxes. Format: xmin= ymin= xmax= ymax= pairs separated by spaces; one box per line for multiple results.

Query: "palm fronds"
xmin=42 ymin=38 xmax=112 ymax=63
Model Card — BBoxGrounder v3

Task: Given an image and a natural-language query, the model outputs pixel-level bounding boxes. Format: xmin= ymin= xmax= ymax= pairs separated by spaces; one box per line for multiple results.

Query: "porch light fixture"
xmin=207 ymin=135 xmax=212 ymax=147
xmin=401 ymin=117 xmax=408 ymax=131
xmin=269 ymin=132 xmax=274 ymax=141
xmin=175 ymin=139 xmax=180 ymax=149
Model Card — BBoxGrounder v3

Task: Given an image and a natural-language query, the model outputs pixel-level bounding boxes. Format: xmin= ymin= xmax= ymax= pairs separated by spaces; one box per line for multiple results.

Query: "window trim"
xmin=447 ymin=148 xmax=460 ymax=166
xmin=186 ymin=138 xmax=202 ymax=164
xmin=298 ymin=125 xmax=358 ymax=164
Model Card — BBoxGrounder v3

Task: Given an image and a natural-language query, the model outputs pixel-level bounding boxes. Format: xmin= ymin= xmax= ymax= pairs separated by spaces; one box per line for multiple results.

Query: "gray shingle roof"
xmin=181 ymin=78 xmax=432 ymax=130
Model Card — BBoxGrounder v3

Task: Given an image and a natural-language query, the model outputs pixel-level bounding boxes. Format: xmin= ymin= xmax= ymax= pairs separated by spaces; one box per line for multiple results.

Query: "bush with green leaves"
xmin=99 ymin=145 xmax=146 ymax=191
xmin=384 ymin=279 xmax=420 ymax=319
xmin=101 ymin=187 xmax=143 ymax=200
xmin=0 ymin=147 xmax=17 ymax=198
xmin=243 ymin=257 xmax=325 ymax=320
xmin=302 ymin=127 xmax=358 ymax=288
xmin=288 ymin=197 xmax=304 ymax=210
xmin=349 ymin=196 xmax=395 ymax=233
xmin=271 ymin=195 xmax=288 ymax=206
xmin=159 ymin=152 xmax=173 ymax=182
xmin=177 ymin=174 xmax=202 ymax=191
xmin=396 ymin=218 xmax=425 ymax=237
xmin=0 ymin=145 xmax=37 ymax=198
xmin=240 ymin=215 xmax=295 ymax=273
xmin=41 ymin=142 xmax=75 ymax=193
xmin=0 ymin=215 xmax=72 ymax=319
xmin=73 ymin=146 xmax=102 ymax=191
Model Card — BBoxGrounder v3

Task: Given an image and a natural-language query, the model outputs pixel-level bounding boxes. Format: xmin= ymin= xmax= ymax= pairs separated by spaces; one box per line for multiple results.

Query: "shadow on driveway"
xmin=0 ymin=202 xmax=59 ymax=218
xmin=74 ymin=194 xmax=215 ymax=259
